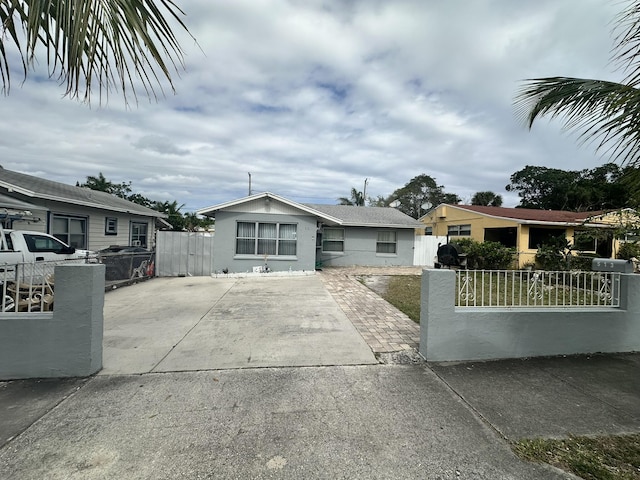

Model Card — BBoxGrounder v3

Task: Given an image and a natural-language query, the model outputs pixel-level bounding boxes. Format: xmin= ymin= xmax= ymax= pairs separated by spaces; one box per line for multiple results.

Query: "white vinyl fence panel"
xmin=156 ymin=231 xmax=215 ymax=277
xmin=413 ymin=235 xmax=447 ymax=266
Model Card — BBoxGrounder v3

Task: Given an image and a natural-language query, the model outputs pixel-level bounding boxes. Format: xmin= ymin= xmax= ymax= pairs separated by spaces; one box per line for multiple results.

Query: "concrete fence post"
xmin=419 ymin=269 xmax=456 ymax=361
xmin=52 ymin=263 xmax=106 ymax=376
xmin=0 ymin=263 xmax=105 ymax=380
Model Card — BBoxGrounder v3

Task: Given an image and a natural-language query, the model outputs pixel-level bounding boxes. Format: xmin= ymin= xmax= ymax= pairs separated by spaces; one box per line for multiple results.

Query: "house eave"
xmin=340 ymin=222 xmax=422 ymax=229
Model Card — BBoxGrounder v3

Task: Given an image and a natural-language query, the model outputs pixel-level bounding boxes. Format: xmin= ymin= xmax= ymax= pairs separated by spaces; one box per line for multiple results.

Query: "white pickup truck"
xmin=0 ymin=229 xmax=94 ymax=311
xmin=0 ymin=229 xmax=93 ymax=265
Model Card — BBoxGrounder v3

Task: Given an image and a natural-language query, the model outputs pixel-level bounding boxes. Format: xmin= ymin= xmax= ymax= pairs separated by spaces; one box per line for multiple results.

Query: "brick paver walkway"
xmin=318 ymin=266 xmax=422 ymax=354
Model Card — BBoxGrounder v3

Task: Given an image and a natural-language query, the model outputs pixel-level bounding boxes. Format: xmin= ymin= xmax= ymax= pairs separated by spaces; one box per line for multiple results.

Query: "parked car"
xmin=98 ymin=245 xmax=149 ymax=254
xmin=98 ymin=246 xmax=154 ymax=282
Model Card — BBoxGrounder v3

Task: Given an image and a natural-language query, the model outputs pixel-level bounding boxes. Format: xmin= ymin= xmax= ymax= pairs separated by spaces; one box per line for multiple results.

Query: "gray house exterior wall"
xmin=8 ymin=199 xmax=155 ymax=251
xmin=213 ymin=210 xmax=318 ymax=274
xmin=318 ymin=226 xmax=415 ymax=267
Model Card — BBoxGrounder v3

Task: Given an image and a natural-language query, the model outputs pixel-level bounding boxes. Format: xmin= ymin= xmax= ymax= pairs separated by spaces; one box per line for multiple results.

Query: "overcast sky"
xmin=0 ymin=0 xmax=627 ymax=212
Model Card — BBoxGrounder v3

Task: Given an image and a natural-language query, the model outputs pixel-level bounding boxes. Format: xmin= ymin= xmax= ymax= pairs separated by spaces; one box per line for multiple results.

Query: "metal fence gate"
xmin=155 ymin=231 xmax=215 ymax=277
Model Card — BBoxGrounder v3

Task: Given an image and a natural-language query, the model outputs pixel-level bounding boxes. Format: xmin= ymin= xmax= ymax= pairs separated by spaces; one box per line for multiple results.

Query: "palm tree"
xmin=514 ymin=1 xmax=640 ymax=166
xmin=471 ymin=191 xmax=503 ymax=207
xmin=0 ymin=0 xmax=191 ymax=104
xmin=154 ymin=200 xmax=185 ymax=230
xmin=338 ymin=188 xmax=365 ymax=206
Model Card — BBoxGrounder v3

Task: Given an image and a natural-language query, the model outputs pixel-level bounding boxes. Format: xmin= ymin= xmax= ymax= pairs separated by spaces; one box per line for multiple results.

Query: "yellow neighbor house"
xmin=420 ymin=204 xmax=639 ymax=268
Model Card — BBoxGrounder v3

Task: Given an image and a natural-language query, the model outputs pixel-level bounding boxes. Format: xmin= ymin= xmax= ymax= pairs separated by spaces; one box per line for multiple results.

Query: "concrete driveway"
xmin=102 ymin=275 xmax=377 ymax=374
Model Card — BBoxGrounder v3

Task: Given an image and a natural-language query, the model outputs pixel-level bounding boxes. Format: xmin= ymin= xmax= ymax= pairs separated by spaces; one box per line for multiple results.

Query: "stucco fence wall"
xmin=419 ymin=269 xmax=640 ymax=362
xmin=0 ymin=264 xmax=105 ymax=380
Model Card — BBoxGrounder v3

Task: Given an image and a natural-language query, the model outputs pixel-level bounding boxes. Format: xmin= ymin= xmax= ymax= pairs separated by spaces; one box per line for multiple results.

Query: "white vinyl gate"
xmin=413 ymin=235 xmax=447 ymax=266
xmin=156 ymin=231 xmax=215 ymax=277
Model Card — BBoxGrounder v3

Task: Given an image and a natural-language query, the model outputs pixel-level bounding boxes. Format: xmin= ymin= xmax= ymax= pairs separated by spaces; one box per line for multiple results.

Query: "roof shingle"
xmin=0 ymin=168 xmax=164 ymax=217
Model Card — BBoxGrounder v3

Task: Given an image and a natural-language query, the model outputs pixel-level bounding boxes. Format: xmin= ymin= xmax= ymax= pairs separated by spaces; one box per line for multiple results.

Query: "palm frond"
xmin=612 ymin=0 xmax=640 ymax=86
xmin=514 ymin=77 xmax=640 ymax=166
xmin=0 ymin=0 xmax=193 ymax=104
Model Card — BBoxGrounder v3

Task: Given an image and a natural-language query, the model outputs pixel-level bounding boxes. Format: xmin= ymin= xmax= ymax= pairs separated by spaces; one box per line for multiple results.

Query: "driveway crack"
xmin=150 ymin=280 xmax=238 ymax=372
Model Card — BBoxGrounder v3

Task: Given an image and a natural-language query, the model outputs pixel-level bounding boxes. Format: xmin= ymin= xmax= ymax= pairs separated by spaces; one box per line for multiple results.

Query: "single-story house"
xmin=0 ymin=167 xmax=167 ymax=251
xmin=420 ymin=204 xmax=638 ymax=267
xmin=197 ymin=192 xmax=423 ymax=273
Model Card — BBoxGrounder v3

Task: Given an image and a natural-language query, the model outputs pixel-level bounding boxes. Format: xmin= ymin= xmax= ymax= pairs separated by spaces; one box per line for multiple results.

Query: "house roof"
xmin=0 ymin=167 xmax=165 ymax=217
xmin=0 ymin=193 xmax=39 ymax=212
xmin=197 ymin=192 xmax=422 ymax=228
xmin=433 ymin=204 xmax=604 ymax=226
xmin=304 ymin=204 xmax=423 ymax=228
xmin=197 ymin=192 xmax=343 ymax=224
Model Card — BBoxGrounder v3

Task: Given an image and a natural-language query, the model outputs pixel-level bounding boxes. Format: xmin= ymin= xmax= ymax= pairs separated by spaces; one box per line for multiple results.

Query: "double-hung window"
xmin=322 ymin=228 xmax=345 ymax=253
xmin=448 ymin=224 xmax=471 ymax=236
xmin=52 ymin=214 xmax=87 ymax=249
xmin=130 ymin=222 xmax=149 ymax=248
xmin=236 ymin=222 xmax=297 ymax=256
xmin=376 ymin=231 xmax=397 ymax=254
xmin=105 ymin=217 xmax=118 ymax=235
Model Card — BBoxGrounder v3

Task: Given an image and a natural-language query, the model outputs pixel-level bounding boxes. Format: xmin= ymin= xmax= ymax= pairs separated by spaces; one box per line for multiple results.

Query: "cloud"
xmin=132 ymin=135 xmax=190 ymax=156
xmin=0 ymin=0 xmax=629 ymax=213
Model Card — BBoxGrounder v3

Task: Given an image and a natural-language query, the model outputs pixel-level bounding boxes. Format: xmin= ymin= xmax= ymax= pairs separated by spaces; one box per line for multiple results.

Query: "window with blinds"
xmin=322 ymin=228 xmax=345 ymax=252
xmin=236 ymin=222 xmax=297 ymax=256
xmin=376 ymin=231 xmax=397 ymax=254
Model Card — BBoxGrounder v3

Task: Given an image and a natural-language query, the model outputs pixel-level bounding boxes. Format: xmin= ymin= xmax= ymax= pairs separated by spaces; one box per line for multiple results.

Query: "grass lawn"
xmin=513 ymin=434 xmax=640 ymax=480
xmin=376 ymin=274 xmax=640 ymax=480
xmin=381 ymin=275 xmax=421 ymax=323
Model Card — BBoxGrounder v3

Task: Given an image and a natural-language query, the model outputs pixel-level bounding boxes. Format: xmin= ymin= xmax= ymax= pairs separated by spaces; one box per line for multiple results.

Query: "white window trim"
xmin=234 ymin=221 xmax=298 ymax=258
xmin=448 ymin=224 xmax=471 ymax=236
xmin=376 ymin=230 xmax=398 ymax=256
xmin=322 ymin=227 xmax=345 ymax=254
xmin=105 ymin=217 xmax=118 ymax=235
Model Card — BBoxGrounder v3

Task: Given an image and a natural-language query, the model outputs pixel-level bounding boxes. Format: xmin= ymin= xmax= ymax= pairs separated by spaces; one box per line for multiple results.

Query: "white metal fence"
xmin=156 ymin=231 xmax=215 ymax=277
xmin=0 ymin=260 xmax=58 ymax=312
xmin=456 ymin=270 xmax=621 ymax=308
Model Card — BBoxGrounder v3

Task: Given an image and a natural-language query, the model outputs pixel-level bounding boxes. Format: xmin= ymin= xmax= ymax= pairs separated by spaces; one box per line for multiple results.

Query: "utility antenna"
xmin=248 ymin=172 xmax=252 ymax=196
xmin=362 ymin=178 xmax=369 ymax=206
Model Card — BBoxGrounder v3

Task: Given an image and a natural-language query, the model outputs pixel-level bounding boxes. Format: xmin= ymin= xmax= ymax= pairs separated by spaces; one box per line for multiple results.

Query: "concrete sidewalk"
xmin=1 ymin=365 xmax=571 ymax=479
xmin=431 ymin=352 xmax=640 ymax=440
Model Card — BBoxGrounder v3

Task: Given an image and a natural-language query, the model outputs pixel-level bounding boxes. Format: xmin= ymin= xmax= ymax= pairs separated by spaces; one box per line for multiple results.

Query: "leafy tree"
xmin=183 ymin=212 xmax=214 ymax=232
xmin=77 ymin=172 xmax=133 ymax=198
xmin=153 ymin=200 xmax=185 ymax=230
xmin=367 ymin=195 xmax=388 ymax=207
xmin=0 ymin=0 xmax=192 ymax=104
xmin=506 ymin=164 xmax=633 ymax=211
xmin=79 ymin=172 xmax=208 ymax=231
xmin=514 ymin=1 xmax=640 ymax=166
xmin=127 ymin=192 xmax=155 ymax=208
xmin=389 ymin=174 xmax=460 ymax=218
xmin=471 ymin=191 xmax=503 ymax=207
xmin=338 ymin=188 xmax=365 ymax=206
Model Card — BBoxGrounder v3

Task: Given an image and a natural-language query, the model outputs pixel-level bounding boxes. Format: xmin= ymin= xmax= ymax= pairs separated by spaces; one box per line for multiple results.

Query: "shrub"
xmin=456 ymin=238 xmax=515 ymax=270
xmin=617 ymin=241 xmax=640 ymax=260
xmin=535 ymin=235 xmax=572 ymax=271
xmin=570 ymin=255 xmax=595 ymax=271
